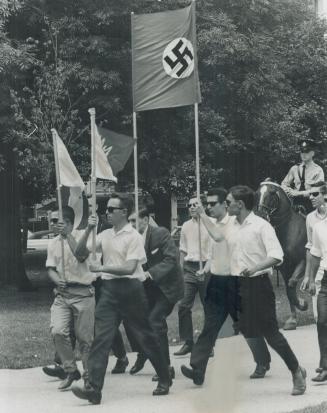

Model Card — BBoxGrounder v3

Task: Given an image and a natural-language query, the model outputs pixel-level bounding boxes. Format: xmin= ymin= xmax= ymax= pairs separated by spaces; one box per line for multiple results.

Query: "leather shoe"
xmin=111 ymin=357 xmax=129 ymax=374
xmin=173 ymin=343 xmax=193 ymax=356
xmin=58 ymin=370 xmax=81 ymax=390
xmin=72 ymin=384 xmax=102 ymax=405
xmin=130 ymin=357 xmax=145 ymax=375
xmin=181 ymin=365 xmax=204 ymax=385
xmin=152 ymin=366 xmax=175 ymax=382
xmin=312 ymin=370 xmax=327 ymax=382
xmin=152 ymin=381 xmax=170 ymax=396
xmin=291 ymin=366 xmax=306 ymax=396
xmin=42 ymin=365 xmax=67 ymax=380
xmin=316 ymin=367 xmax=323 ymax=373
xmin=250 ymin=364 xmax=270 ymax=379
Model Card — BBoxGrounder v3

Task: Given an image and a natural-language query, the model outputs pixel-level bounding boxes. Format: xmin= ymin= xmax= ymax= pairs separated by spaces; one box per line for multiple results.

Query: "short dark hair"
xmin=189 ymin=193 xmax=207 ymax=204
xmin=139 ymin=207 xmax=150 ymax=218
xmin=229 ymin=185 xmax=255 ymax=210
xmin=62 ymin=206 xmax=75 ymax=225
xmin=110 ymin=193 xmax=134 ymax=217
xmin=207 ymin=187 xmax=227 ymax=204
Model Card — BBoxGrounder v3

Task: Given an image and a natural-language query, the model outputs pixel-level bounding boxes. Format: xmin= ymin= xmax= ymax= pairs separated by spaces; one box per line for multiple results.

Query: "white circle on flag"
xmin=162 ymin=37 xmax=194 ymax=79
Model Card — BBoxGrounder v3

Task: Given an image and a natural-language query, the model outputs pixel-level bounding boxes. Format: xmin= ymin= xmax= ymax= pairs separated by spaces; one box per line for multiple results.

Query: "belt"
xmin=66 ymin=282 xmax=91 ymax=288
xmin=239 ymin=272 xmax=268 ymax=279
xmin=185 ymin=260 xmax=207 ymax=265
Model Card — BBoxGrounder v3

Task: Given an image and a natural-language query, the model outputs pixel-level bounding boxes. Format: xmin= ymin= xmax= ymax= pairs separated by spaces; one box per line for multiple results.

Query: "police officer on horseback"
xmin=281 ymin=139 xmax=324 ymax=215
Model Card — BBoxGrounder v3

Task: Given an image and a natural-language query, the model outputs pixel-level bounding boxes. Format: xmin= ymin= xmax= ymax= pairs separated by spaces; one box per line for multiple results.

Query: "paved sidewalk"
xmin=0 ymin=324 xmax=325 ymax=413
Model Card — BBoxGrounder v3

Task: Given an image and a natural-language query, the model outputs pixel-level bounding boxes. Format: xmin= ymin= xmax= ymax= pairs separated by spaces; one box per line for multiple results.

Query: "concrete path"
xmin=0 ymin=324 xmax=325 ymax=413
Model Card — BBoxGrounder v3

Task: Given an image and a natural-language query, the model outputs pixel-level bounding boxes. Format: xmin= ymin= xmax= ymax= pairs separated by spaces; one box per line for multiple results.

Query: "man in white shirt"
xmin=71 ymin=194 xmax=171 ymax=405
xmin=46 ymin=206 xmax=96 ymax=391
xmin=181 ymin=188 xmax=271 ymax=384
xmin=189 ymin=186 xmax=306 ymax=396
xmin=307 ymin=192 xmax=327 ymax=382
xmin=174 ymin=195 xmax=212 ymax=356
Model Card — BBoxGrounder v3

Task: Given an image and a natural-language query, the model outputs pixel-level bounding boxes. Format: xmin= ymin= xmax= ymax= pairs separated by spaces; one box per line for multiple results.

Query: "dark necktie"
xmin=299 ymin=165 xmax=306 ymax=191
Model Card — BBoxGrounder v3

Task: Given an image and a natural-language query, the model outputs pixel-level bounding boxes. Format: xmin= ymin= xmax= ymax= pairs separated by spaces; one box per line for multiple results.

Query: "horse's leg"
xmin=283 ymin=260 xmax=308 ymax=331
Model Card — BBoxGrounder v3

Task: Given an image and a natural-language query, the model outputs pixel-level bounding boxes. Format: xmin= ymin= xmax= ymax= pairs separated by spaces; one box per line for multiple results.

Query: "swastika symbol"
xmin=162 ymin=38 xmax=194 ymax=79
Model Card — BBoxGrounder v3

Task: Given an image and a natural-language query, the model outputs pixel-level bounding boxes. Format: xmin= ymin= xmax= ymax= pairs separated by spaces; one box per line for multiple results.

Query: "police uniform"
xmin=281 ymin=139 xmax=324 ymax=214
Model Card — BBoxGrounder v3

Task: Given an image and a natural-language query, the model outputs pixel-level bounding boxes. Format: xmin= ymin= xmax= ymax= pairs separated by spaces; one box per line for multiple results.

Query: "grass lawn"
xmin=0 ymin=251 xmax=315 ymax=369
xmin=287 ymin=403 xmax=327 ymax=413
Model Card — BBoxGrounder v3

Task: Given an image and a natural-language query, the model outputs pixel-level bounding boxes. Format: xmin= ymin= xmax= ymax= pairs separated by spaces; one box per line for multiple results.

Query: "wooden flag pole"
xmin=51 ymin=128 xmax=66 ymax=281
xmin=194 ymin=103 xmax=203 ymax=272
xmin=133 ymin=111 xmax=139 ymax=231
xmin=88 ymin=108 xmax=97 ymax=260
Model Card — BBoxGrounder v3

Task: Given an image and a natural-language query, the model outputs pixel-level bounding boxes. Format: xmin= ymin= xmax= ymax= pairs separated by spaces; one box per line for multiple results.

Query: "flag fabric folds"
xmin=94 ymin=125 xmax=117 ymax=182
xmin=61 ymin=186 xmax=89 ymax=230
xmin=97 ymin=126 xmax=134 ymax=175
xmin=131 ymin=2 xmax=201 ymax=112
xmin=53 ymin=129 xmax=85 ymax=190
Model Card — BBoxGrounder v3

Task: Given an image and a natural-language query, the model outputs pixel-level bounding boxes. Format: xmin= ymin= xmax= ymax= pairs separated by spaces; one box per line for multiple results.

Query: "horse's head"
xmin=256 ymin=180 xmax=284 ymax=222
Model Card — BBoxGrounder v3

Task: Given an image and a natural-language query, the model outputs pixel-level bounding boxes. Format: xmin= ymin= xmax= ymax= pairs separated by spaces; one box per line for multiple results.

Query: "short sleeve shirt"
xmin=305 ymin=209 xmax=327 ymax=250
xmin=310 ymin=220 xmax=327 ymax=271
xmin=281 ymin=162 xmax=324 ymax=191
xmin=97 ymin=223 xmax=147 ymax=281
xmin=179 ymin=218 xmax=212 ymax=262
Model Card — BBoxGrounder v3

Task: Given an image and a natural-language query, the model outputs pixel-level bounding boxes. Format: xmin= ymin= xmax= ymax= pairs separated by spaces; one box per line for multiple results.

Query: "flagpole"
xmin=133 ymin=111 xmax=139 ymax=231
xmin=194 ymin=103 xmax=203 ymax=272
xmin=88 ymin=108 xmax=97 ymax=260
xmin=51 ymin=128 xmax=66 ymax=281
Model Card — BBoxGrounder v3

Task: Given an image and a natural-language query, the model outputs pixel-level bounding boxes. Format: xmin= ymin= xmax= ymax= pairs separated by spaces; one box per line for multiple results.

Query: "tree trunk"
xmin=0 ymin=143 xmax=33 ymax=290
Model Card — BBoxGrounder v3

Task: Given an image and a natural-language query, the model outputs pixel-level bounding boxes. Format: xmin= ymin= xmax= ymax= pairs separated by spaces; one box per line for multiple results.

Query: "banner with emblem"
xmin=131 ymin=2 xmax=201 ymax=112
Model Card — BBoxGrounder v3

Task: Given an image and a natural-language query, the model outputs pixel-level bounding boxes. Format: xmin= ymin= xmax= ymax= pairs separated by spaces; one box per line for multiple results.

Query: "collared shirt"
xmin=46 ymin=230 xmax=95 ymax=285
xmin=179 ymin=218 xmax=211 ymax=262
xmin=305 ymin=209 xmax=327 ymax=250
xmin=310 ymin=220 xmax=327 ymax=271
xmin=209 ymin=214 xmax=237 ymax=276
xmin=96 ymin=223 xmax=147 ymax=281
xmin=229 ymin=212 xmax=284 ymax=277
xmin=281 ymin=161 xmax=324 ymax=191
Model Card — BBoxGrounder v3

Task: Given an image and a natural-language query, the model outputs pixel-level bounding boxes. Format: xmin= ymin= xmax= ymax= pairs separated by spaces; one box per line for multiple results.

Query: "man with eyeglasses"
xmin=174 ymin=194 xmax=213 ymax=357
xmin=301 ymin=182 xmax=327 ymax=382
xmin=281 ymin=139 xmax=324 ymax=214
xmin=181 ymin=188 xmax=271 ymax=385
xmin=187 ymin=186 xmax=306 ymax=396
xmin=124 ymin=208 xmax=183 ymax=382
xmin=71 ymin=194 xmax=171 ymax=405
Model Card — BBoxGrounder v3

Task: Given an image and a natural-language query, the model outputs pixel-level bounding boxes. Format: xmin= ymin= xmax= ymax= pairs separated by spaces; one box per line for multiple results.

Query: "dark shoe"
xmin=129 ymin=356 xmax=145 ymax=375
xmin=152 ymin=381 xmax=169 ymax=396
xmin=312 ymin=370 xmax=327 ymax=382
xmin=181 ymin=365 xmax=204 ymax=385
xmin=316 ymin=367 xmax=323 ymax=373
xmin=173 ymin=342 xmax=193 ymax=356
xmin=42 ymin=365 xmax=67 ymax=380
xmin=72 ymin=384 xmax=102 ymax=405
xmin=111 ymin=357 xmax=129 ymax=374
xmin=152 ymin=366 xmax=175 ymax=382
xmin=250 ymin=364 xmax=270 ymax=379
xmin=292 ymin=366 xmax=306 ymax=396
xmin=58 ymin=370 xmax=81 ymax=390
xmin=209 ymin=348 xmax=214 ymax=358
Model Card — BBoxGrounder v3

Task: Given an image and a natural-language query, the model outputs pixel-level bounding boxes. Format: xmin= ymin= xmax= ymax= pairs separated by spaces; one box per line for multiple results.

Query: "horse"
xmin=256 ymin=180 xmax=308 ymax=330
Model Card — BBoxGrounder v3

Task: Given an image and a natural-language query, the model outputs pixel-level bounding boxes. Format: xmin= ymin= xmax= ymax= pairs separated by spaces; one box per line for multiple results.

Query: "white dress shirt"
xmin=229 ymin=212 xmax=284 ymax=277
xmin=179 ymin=218 xmax=212 ymax=262
xmin=311 ymin=220 xmax=327 ymax=271
xmin=95 ymin=223 xmax=147 ymax=281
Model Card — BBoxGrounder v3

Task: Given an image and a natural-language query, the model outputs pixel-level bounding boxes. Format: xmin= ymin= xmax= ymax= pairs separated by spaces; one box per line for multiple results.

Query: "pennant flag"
xmin=61 ymin=187 xmax=89 ymax=230
xmin=97 ymin=126 xmax=134 ymax=175
xmin=94 ymin=125 xmax=118 ymax=182
xmin=131 ymin=2 xmax=201 ymax=112
xmin=53 ymin=129 xmax=85 ymax=190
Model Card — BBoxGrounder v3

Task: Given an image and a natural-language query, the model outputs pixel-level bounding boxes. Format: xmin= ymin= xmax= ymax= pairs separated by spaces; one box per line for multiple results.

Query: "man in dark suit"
xmin=127 ymin=207 xmax=184 ymax=381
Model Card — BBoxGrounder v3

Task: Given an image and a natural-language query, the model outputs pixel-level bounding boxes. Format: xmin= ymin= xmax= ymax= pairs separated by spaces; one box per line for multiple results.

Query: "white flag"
xmin=94 ymin=125 xmax=117 ymax=182
xmin=53 ymin=129 xmax=85 ymax=189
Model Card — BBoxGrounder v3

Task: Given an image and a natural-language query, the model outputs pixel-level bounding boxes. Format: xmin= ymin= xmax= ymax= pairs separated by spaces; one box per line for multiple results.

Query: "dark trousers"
xmin=317 ymin=272 xmax=327 ymax=369
xmin=125 ymin=280 xmax=175 ymax=365
xmin=178 ymin=261 xmax=207 ymax=344
xmin=87 ymin=279 xmax=169 ymax=392
xmin=240 ymin=275 xmax=299 ymax=373
xmin=190 ymin=275 xmax=270 ymax=375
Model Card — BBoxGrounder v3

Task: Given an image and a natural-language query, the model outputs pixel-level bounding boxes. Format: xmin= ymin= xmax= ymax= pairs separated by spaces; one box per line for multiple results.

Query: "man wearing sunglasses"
xmin=301 ymin=182 xmax=327 ymax=381
xmin=174 ymin=194 xmax=213 ymax=357
xmin=282 ymin=139 xmax=324 ymax=214
xmin=71 ymin=194 xmax=171 ymax=404
xmin=125 ymin=208 xmax=183 ymax=382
